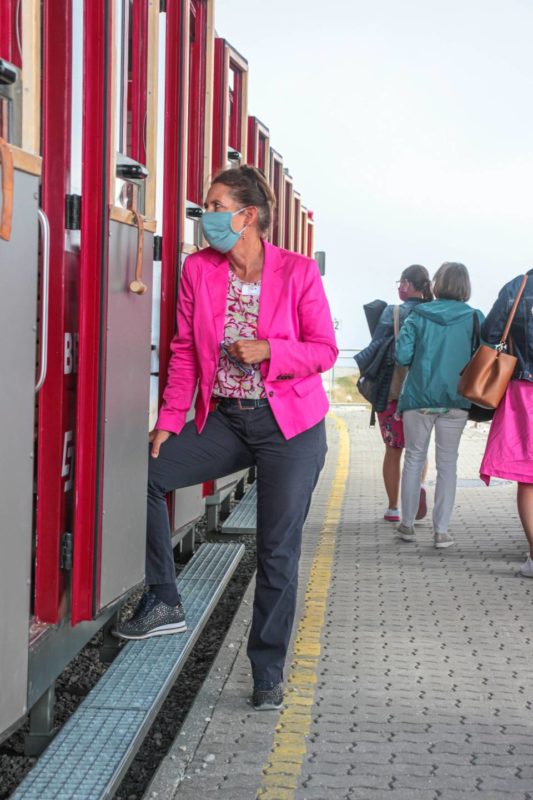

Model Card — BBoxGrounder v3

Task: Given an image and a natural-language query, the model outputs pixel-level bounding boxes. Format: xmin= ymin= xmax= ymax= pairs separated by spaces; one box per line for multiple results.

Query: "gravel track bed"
xmin=0 ymin=503 xmax=257 ymax=800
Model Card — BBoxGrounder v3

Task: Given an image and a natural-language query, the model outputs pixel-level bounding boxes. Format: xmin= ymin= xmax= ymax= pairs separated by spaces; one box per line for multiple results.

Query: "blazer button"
xmin=269 ymin=391 xmax=274 ymax=397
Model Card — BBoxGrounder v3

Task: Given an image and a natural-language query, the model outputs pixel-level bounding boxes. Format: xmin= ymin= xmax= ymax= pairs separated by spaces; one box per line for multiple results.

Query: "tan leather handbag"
xmin=458 ymin=275 xmax=528 ymax=409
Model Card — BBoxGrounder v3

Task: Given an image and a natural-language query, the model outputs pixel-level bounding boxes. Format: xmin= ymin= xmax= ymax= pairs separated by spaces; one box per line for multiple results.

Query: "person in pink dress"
xmin=480 ymin=270 xmax=533 ymax=578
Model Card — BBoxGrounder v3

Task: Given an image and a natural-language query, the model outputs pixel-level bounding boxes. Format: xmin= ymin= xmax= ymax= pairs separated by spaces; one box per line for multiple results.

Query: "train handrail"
xmin=0 ymin=137 xmax=14 ymax=241
xmin=35 ymin=208 xmax=51 ymax=392
xmin=128 ymin=209 xmax=148 ymax=294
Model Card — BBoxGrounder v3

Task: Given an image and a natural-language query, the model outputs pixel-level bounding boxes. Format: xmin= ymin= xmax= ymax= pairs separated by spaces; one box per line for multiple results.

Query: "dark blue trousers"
xmin=146 ymin=404 xmax=327 ymax=684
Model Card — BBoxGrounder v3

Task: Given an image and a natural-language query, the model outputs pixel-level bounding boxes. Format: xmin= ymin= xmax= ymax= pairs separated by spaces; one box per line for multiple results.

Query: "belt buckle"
xmin=236 ymin=398 xmax=253 ymax=411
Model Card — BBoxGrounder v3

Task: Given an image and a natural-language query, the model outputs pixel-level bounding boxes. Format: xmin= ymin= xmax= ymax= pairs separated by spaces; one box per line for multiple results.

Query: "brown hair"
xmin=432 ymin=262 xmax=471 ymax=302
xmin=211 ymin=165 xmax=276 ymax=236
xmin=400 ymin=264 xmax=433 ymax=301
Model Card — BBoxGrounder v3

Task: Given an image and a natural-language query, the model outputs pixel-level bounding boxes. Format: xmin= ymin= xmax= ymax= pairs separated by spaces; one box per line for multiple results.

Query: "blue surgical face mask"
xmin=200 ymin=208 xmax=248 ymax=253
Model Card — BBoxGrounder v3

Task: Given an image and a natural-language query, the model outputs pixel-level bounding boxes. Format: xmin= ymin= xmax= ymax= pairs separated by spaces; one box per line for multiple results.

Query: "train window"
xmin=0 ymin=58 xmax=21 ymax=146
xmin=257 ymin=131 xmax=267 ymax=174
xmin=247 ymin=116 xmax=270 ymax=180
xmin=301 ymin=207 xmax=308 ymax=255
xmin=270 ymin=149 xmax=283 ymax=246
xmin=113 ymin=0 xmax=149 ymax=213
xmin=307 ymin=211 xmax=315 ymax=257
xmin=0 ymin=0 xmax=22 ymax=68
xmin=283 ymin=172 xmax=294 ymax=251
xmin=0 ymin=0 xmax=40 ymax=152
xmin=228 ymin=57 xmax=245 ymax=155
xmin=293 ymin=191 xmax=301 ymax=254
xmin=187 ymin=0 xmax=207 ymax=208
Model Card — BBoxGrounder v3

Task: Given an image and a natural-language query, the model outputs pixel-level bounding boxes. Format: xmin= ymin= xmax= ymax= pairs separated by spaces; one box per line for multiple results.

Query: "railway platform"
xmin=147 ymin=405 xmax=533 ymax=800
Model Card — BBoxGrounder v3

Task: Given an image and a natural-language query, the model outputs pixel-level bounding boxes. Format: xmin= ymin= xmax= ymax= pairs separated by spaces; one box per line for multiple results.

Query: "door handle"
xmin=35 ymin=209 xmax=51 ymax=392
xmin=0 ymin=137 xmax=14 ymax=241
xmin=129 ymin=210 xmax=147 ymax=294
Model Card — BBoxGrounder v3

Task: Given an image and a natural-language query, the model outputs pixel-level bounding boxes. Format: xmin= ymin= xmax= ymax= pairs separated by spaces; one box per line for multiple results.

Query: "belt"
xmin=216 ymin=396 xmax=270 ymax=410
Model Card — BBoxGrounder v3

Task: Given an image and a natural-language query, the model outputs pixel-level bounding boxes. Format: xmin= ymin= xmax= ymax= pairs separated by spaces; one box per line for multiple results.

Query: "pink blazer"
xmin=156 ymin=241 xmax=338 ymax=440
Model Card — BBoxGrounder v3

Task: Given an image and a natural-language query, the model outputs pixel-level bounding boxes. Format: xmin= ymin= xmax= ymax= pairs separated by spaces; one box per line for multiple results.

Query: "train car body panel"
xmin=0 ymin=165 xmax=39 ymax=733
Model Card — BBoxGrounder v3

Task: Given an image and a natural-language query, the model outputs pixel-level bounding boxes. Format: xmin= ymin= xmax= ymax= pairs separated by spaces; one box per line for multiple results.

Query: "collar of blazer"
xmin=204 ymin=241 xmax=285 ymax=342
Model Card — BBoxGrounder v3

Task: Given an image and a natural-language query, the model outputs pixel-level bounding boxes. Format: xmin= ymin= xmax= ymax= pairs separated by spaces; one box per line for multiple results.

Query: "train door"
xmin=71 ymin=0 xmax=158 ymax=622
xmin=33 ymin=0 xmax=80 ymax=629
xmin=165 ymin=0 xmax=214 ymax=538
xmin=0 ymin=0 xmax=43 ymax=734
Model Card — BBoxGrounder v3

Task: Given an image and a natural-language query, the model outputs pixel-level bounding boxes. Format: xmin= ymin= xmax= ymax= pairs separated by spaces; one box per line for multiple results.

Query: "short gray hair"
xmin=432 ymin=262 xmax=471 ymax=302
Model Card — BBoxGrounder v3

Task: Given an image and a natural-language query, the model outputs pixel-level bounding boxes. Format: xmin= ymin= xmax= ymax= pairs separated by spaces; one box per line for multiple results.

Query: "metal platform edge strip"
xmin=220 ymin=482 xmax=257 ymax=535
xmin=12 ymin=542 xmax=245 ymax=800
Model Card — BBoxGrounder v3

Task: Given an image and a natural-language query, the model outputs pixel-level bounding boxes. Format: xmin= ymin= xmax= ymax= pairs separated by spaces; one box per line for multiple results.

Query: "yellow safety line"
xmin=256 ymin=413 xmax=350 ymax=799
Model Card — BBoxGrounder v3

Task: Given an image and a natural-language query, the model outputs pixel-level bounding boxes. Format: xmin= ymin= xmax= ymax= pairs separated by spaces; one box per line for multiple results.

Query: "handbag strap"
xmin=500 ymin=274 xmax=528 ymax=346
xmin=471 ymin=312 xmax=480 ymax=354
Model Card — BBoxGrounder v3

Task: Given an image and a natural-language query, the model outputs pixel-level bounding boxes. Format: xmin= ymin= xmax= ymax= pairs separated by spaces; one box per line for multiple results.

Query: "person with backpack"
xmin=356 ymin=265 xmax=433 ymax=522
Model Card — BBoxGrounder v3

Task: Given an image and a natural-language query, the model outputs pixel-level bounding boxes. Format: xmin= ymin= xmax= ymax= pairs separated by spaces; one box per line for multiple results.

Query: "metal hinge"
xmin=60 ymin=532 xmax=73 ymax=570
xmin=153 ymin=234 xmax=162 ymax=261
xmin=65 ymin=194 xmax=82 ymax=231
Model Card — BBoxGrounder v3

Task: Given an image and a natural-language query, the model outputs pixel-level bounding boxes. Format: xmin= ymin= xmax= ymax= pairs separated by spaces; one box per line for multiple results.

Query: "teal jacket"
xmin=396 ymin=299 xmax=485 ymax=412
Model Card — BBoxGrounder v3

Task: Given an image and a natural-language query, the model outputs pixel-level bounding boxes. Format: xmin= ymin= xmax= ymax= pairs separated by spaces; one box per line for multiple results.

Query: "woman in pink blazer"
xmin=115 ymin=166 xmax=338 ymax=710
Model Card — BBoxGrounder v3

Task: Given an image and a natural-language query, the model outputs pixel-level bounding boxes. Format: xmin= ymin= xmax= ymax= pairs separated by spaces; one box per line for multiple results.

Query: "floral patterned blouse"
xmin=213 ymin=270 xmax=267 ymax=399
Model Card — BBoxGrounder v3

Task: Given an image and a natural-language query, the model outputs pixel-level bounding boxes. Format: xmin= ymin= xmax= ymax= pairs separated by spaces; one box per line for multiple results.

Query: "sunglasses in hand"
xmin=220 ymin=340 xmax=256 ymax=377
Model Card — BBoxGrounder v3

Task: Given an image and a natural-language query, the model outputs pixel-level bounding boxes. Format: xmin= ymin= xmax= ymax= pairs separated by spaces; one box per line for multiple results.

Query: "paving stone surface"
xmin=146 ymin=407 xmax=533 ymax=800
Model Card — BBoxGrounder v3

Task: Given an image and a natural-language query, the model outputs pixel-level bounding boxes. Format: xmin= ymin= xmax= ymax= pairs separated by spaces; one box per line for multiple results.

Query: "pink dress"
xmin=480 ymin=379 xmax=533 ymax=485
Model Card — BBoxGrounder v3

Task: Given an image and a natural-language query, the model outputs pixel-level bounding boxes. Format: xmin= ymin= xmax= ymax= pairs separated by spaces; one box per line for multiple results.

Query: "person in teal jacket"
xmin=395 ymin=262 xmax=484 ymax=548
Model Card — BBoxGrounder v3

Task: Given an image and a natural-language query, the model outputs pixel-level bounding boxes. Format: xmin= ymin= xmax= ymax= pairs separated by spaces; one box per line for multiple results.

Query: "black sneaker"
xmin=252 ymin=682 xmax=284 ymax=711
xmin=113 ymin=591 xmax=187 ymax=640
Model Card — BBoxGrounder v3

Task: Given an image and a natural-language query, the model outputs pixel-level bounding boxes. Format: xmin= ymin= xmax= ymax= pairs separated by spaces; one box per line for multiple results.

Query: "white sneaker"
xmin=384 ymin=507 xmax=400 ymax=522
xmin=434 ymin=532 xmax=455 ymax=549
xmin=519 ymin=556 xmax=533 ymax=578
xmin=396 ymin=523 xmax=415 ymax=542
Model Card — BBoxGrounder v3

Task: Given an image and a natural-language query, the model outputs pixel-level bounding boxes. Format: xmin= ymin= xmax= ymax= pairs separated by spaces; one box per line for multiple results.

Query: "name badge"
xmin=241 ymin=283 xmax=261 ymax=297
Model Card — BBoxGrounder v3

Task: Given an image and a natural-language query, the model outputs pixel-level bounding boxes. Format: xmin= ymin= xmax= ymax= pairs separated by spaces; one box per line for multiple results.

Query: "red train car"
xmin=0 ymin=0 xmax=318 ymax=746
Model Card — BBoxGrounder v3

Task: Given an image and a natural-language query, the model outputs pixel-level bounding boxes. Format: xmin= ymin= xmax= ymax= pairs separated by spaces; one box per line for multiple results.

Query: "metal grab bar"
xmin=129 ymin=209 xmax=148 ymax=294
xmin=35 ymin=208 xmax=51 ymax=392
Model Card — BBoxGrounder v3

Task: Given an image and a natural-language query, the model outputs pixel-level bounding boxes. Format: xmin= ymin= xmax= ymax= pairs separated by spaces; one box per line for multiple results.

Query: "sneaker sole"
xmin=435 ymin=541 xmax=454 ymax=549
xmin=384 ymin=516 xmax=401 ymax=522
xmin=400 ymin=534 xmax=416 ymax=542
xmin=253 ymin=701 xmax=283 ymax=711
xmin=112 ymin=621 xmax=187 ymax=640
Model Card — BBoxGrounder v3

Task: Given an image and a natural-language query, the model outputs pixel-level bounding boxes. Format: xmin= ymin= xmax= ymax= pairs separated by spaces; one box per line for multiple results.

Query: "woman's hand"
xmin=149 ymin=429 xmax=172 ymax=458
xmin=226 ymin=339 xmax=270 ymax=364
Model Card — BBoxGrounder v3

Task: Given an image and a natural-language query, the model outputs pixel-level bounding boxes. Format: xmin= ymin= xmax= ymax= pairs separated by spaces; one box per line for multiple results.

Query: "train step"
xmin=220 ymin=481 xmax=257 ymax=535
xmin=12 ymin=542 xmax=245 ymax=800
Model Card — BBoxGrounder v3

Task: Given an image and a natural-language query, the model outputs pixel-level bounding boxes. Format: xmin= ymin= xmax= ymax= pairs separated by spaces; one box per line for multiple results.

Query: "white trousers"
xmin=401 ymin=408 xmax=468 ymax=533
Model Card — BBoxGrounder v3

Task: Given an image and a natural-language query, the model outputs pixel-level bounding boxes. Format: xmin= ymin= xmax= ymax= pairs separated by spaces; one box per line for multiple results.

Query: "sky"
xmin=215 ymin=0 xmax=533 ymax=350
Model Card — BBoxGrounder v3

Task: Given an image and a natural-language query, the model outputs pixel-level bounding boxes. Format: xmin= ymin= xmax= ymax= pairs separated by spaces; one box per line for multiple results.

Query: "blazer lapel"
xmin=204 ymin=251 xmax=230 ymax=343
xmin=257 ymin=241 xmax=284 ymax=338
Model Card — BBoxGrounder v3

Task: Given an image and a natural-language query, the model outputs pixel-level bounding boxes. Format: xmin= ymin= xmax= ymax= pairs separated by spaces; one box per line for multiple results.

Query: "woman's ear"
xmin=244 ymin=206 xmax=259 ymax=228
